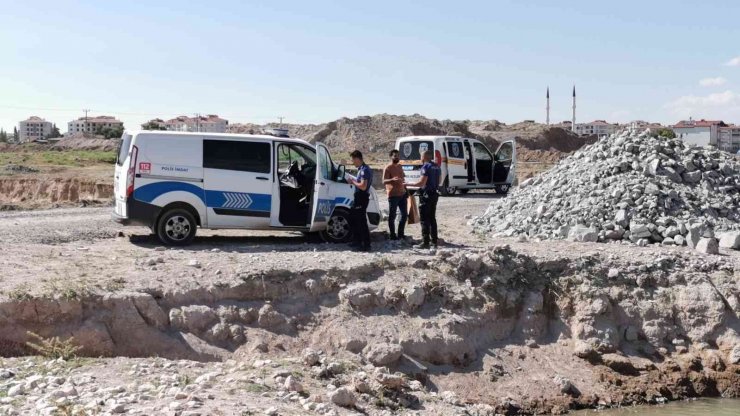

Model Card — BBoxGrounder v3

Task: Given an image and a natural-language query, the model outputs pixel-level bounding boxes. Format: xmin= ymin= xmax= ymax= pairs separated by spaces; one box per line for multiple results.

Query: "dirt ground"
xmin=0 ymin=194 xmax=496 ymax=297
xmin=0 ymin=193 xmax=737 ymax=416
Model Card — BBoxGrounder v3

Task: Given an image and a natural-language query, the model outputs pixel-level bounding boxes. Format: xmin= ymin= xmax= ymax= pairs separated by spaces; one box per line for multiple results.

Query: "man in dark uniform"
xmin=405 ymin=150 xmax=441 ymax=249
xmin=348 ymin=150 xmax=373 ymax=251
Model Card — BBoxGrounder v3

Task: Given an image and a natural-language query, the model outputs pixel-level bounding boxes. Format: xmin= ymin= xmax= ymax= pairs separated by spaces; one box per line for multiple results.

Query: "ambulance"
xmin=395 ymin=136 xmax=516 ymax=195
xmin=112 ymin=131 xmax=381 ymax=245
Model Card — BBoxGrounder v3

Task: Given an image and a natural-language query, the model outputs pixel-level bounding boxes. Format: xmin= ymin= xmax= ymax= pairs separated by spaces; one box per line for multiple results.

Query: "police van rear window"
xmin=116 ymin=133 xmax=133 ymax=166
xmin=398 ymin=141 xmax=434 ymax=160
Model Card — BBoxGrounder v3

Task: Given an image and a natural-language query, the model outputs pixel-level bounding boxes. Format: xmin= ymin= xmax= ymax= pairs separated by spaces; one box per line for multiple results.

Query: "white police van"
xmin=112 ymin=131 xmax=381 ymax=245
xmin=395 ymin=136 xmax=516 ymax=195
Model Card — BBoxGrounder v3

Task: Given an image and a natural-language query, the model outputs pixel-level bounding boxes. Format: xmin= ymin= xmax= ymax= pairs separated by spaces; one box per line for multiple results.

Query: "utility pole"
xmin=194 ymin=113 xmax=201 ymax=132
xmin=546 ymin=87 xmax=550 ymax=126
xmin=571 ymin=85 xmax=576 ymax=133
xmin=278 ymin=116 xmax=284 ymax=127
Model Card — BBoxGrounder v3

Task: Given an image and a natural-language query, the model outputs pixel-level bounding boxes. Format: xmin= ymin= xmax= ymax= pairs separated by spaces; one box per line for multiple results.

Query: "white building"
xmin=67 ymin=115 xmax=124 ymax=136
xmin=163 ymin=115 xmax=228 ymax=133
xmin=19 ymin=116 xmax=53 ymax=143
xmin=574 ymin=120 xmax=619 ymax=137
xmin=671 ymin=119 xmax=727 ymax=147
xmin=629 ymin=120 xmax=664 ymax=134
xmin=717 ymin=126 xmax=740 ymax=154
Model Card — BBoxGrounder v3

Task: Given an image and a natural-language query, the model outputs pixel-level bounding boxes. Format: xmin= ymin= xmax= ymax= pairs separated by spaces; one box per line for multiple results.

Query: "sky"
xmin=1 ymin=0 xmax=740 ymax=133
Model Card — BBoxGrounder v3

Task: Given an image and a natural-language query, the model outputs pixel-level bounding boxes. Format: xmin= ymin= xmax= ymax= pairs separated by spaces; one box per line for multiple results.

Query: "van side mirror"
xmin=336 ymin=165 xmax=346 ymax=182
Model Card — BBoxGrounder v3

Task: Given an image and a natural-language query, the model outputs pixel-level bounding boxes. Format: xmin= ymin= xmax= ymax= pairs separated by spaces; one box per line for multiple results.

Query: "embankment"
xmin=0 ymin=245 xmax=737 ymax=414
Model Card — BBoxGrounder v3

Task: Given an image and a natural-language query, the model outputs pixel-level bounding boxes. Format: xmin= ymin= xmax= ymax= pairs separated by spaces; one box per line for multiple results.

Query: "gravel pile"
xmin=473 ymin=128 xmax=740 ymax=248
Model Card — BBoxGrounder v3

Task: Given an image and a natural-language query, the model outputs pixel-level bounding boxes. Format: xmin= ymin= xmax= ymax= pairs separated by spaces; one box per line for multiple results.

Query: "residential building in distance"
xmin=67 ymin=115 xmax=124 ymax=136
xmin=162 ymin=115 xmax=228 ymax=133
xmin=629 ymin=120 xmax=664 ymax=134
xmin=574 ymin=120 xmax=619 ymax=137
xmin=19 ymin=116 xmax=53 ymax=142
xmin=671 ymin=118 xmax=728 ymax=147
xmin=717 ymin=125 xmax=740 ymax=154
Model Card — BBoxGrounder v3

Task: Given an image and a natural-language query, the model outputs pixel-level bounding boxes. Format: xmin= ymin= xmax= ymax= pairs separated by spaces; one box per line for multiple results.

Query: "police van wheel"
xmin=439 ymin=179 xmax=456 ymax=196
xmin=156 ymin=208 xmax=197 ymax=246
xmin=320 ymin=210 xmax=352 ymax=243
xmin=495 ymin=184 xmax=510 ymax=195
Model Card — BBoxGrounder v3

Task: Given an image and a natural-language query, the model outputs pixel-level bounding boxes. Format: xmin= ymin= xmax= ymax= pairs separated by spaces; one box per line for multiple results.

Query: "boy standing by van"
xmin=383 ymin=149 xmax=408 ymax=241
xmin=405 ymin=150 xmax=441 ymax=249
xmin=348 ymin=150 xmax=373 ymax=251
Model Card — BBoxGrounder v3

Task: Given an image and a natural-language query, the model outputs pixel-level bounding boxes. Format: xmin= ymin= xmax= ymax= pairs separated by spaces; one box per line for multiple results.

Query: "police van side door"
xmin=309 ymin=144 xmax=335 ymax=232
xmin=202 ymin=138 xmax=273 ymax=228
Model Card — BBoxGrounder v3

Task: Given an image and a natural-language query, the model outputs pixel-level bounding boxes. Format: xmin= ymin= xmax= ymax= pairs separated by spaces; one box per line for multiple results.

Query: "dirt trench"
xmin=0 ymin=177 xmax=112 ymax=209
xmin=0 ymin=245 xmax=737 ymax=413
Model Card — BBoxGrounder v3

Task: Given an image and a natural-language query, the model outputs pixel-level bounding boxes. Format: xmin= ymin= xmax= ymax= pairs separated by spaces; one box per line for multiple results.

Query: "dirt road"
xmin=0 ymin=193 xmax=499 ymax=297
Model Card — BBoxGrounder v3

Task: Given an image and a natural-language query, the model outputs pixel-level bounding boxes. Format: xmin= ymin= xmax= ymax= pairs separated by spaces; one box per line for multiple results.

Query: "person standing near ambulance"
xmin=405 ymin=150 xmax=441 ymax=249
xmin=383 ymin=149 xmax=408 ymax=241
xmin=348 ymin=150 xmax=373 ymax=251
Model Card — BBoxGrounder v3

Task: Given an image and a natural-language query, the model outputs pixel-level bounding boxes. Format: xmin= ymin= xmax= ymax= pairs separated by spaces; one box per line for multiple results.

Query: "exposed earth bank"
xmin=0 ymin=196 xmax=737 ymax=415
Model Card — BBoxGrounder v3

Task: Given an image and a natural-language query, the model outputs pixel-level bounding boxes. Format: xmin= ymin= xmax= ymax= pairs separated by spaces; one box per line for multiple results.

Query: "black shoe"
xmin=354 ymin=245 xmax=371 ymax=252
xmin=413 ymin=242 xmax=430 ymax=249
xmin=389 ymin=234 xmax=398 ymax=241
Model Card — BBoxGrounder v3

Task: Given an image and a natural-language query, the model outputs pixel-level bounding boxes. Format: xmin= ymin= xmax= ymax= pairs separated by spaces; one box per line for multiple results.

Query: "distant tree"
xmin=96 ymin=125 xmax=124 ymax=139
xmin=13 ymin=126 xmax=19 ymax=142
xmin=0 ymin=129 xmax=7 ymax=143
xmin=651 ymin=128 xmax=676 ymax=139
xmin=141 ymin=121 xmax=167 ymax=131
xmin=46 ymin=124 xmax=62 ymax=139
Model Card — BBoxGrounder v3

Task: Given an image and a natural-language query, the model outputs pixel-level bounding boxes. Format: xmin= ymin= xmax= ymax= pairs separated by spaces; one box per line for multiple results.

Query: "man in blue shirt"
xmin=348 ymin=150 xmax=373 ymax=251
xmin=405 ymin=150 xmax=441 ymax=249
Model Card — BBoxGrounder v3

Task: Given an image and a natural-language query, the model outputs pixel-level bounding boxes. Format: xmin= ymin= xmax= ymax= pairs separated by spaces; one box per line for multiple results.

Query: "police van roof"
xmin=126 ymin=130 xmax=311 ymax=145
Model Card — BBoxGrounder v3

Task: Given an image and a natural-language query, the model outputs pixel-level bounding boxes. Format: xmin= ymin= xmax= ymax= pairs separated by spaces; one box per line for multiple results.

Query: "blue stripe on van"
xmin=204 ymin=190 xmax=271 ymax=212
xmin=134 ymin=181 xmax=271 ymax=212
xmin=134 ymin=181 xmax=206 ymax=204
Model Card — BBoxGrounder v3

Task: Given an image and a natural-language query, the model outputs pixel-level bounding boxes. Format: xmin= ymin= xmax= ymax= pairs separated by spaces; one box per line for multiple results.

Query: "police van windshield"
xmin=398 ymin=140 xmax=434 ymax=161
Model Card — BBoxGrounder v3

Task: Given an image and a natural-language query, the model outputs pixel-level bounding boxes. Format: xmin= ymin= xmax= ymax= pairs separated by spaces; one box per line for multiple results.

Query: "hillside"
xmin=228 ymin=114 xmax=597 ymax=164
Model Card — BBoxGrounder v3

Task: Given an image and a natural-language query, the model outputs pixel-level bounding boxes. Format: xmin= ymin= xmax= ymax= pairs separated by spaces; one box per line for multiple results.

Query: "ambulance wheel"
xmin=495 ymin=184 xmax=510 ymax=195
xmin=156 ymin=208 xmax=197 ymax=246
xmin=320 ymin=210 xmax=352 ymax=243
xmin=440 ymin=179 xmax=456 ymax=196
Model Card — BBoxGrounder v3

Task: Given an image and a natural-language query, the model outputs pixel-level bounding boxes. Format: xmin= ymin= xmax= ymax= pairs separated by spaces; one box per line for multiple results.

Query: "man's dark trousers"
xmin=351 ymin=192 xmax=371 ymax=248
xmin=388 ymin=193 xmax=408 ymax=238
xmin=419 ymin=190 xmax=438 ymax=244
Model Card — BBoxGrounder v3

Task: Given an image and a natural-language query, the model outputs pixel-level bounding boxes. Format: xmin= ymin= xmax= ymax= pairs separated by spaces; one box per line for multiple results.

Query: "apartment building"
xmin=66 ymin=115 xmax=123 ymax=136
xmin=574 ymin=120 xmax=619 ymax=137
xmin=18 ymin=116 xmax=53 ymax=143
xmin=671 ymin=119 xmax=727 ymax=147
xmin=162 ymin=115 xmax=229 ymax=133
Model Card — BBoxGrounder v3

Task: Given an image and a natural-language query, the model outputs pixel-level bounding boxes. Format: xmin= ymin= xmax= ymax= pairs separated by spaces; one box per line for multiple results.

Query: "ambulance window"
xmin=398 ymin=140 xmax=434 ymax=160
xmin=447 ymin=142 xmax=464 ymax=159
xmin=473 ymin=143 xmax=492 ymax=161
xmin=496 ymin=142 xmax=513 ymax=161
xmin=204 ymin=140 xmax=271 ymax=173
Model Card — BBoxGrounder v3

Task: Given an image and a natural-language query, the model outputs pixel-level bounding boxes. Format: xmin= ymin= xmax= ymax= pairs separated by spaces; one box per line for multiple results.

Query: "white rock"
xmin=328 ymin=387 xmax=356 ymax=407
